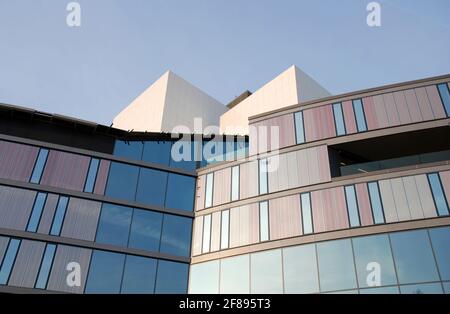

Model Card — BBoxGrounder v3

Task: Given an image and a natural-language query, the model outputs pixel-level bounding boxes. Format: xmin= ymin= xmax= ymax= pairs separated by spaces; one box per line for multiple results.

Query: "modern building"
xmin=0 ymin=68 xmax=449 ymax=294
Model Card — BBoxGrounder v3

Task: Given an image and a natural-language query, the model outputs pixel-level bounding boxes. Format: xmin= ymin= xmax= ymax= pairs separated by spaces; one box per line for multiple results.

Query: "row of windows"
xmin=189 ymin=226 xmax=450 ymax=294
xmin=204 ymin=165 xmax=241 ymax=208
xmin=0 ymin=237 xmax=188 ymax=293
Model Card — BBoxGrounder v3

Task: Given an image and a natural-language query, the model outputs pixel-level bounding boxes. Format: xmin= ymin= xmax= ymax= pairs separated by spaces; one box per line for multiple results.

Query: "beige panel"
xmin=37 ymin=194 xmax=59 ymax=234
xmin=239 ymin=160 xmax=259 ymax=199
xmin=393 ymin=91 xmax=412 ymax=125
xmin=213 ymin=168 xmax=231 ymax=206
xmin=269 ymin=195 xmax=302 ymax=240
xmin=317 ymin=145 xmax=331 ymax=183
xmin=383 ymin=93 xmax=400 ymax=126
xmin=306 ymin=146 xmax=321 ymax=185
xmin=286 ymin=151 xmax=300 ymax=189
xmin=296 ymin=149 xmax=310 ymax=187
xmin=8 ymin=240 xmax=46 ymax=288
xmin=415 ymin=174 xmax=438 ymax=218
xmin=210 ymin=211 xmax=221 ymax=252
xmin=229 ymin=207 xmax=240 ymax=248
xmin=372 ymin=94 xmax=389 ymax=128
xmin=0 ymin=186 xmax=36 ymax=231
xmin=268 ymin=156 xmax=280 ymax=194
xmin=238 ymin=205 xmax=251 ymax=246
xmin=268 ymin=153 xmax=289 ymax=194
xmin=402 ymin=176 xmax=424 ymax=220
xmin=248 ymin=203 xmax=260 ymax=245
xmin=192 ymin=216 xmax=204 ymax=256
xmin=378 ymin=180 xmax=398 ymax=223
xmin=390 ymin=178 xmax=411 ymax=221
xmin=403 ymin=89 xmax=423 ymax=123
xmin=60 ymin=198 xmax=101 ymax=242
xmin=415 ymin=87 xmax=434 ymax=121
xmin=195 ymin=175 xmax=206 ymax=211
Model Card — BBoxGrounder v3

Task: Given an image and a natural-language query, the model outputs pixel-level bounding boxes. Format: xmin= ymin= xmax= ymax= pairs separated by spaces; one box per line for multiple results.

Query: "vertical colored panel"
xmin=35 ymin=244 xmax=56 ymax=289
xmin=415 ymin=174 xmax=438 ymax=218
xmin=210 ymin=211 xmax=221 ymax=252
xmin=414 ymin=87 xmax=435 ymax=121
xmin=342 ymin=100 xmax=358 ymax=134
xmin=345 ymin=185 xmax=360 ymax=227
xmin=239 ymin=160 xmax=258 ymax=199
xmin=390 ymin=178 xmax=411 ymax=221
xmin=40 ymin=150 xmax=90 ymax=191
xmin=372 ymin=95 xmax=389 ymax=129
xmin=311 ymin=190 xmax=325 ymax=233
xmin=26 ymin=192 xmax=47 ymax=232
xmin=296 ymin=149 xmax=310 ymax=187
xmin=362 ymin=97 xmax=378 ymax=130
xmin=269 ymin=195 xmax=302 ymax=240
xmin=312 ymin=187 xmax=348 ymax=233
xmin=0 ymin=237 xmax=9 ymax=264
xmin=332 ymin=103 xmax=346 ymax=136
xmin=303 ymin=108 xmax=316 ymax=142
xmin=285 ymin=151 xmax=300 ymax=189
xmin=0 ymin=239 xmax=21 ymax=284
xmin=404 ymin=89 xmax=423 ymax=123
xmin=0 ymin=141 xmax=39 ymax=182
xmin=331 ymin=186 xmax=350 ymax=230
xmin=84 ymin=158 xmax=100 ymax=193
xmin=93 ymin=159 xmax=110 ymax=195
xmin=0 ymin=186 xmax=36 ymax=230
xmin=378 ymin=180 xmax=398 ymax=223
xmin=382 ymin=93 xmax=400 ymax=126
xmin=8 ymin=240 xmax=46 ymax=288
xmin=355 ymin=183 xmax=374 ymax=226
xmin=317 ymin=145 xmax=332 ymax=183
xmin=425 ymin=85 xmax=446 ymax=119
xmin=393 ymin=91 xmax=412 ymax=124
xmin=270 ymin=114 xmax=296 ymax=150
xmin=428 ymin=173 xmax=449 ymax=216
xmin=368 ymin=182 xmax=385 ymax=224
xmin=195 ymin=175 xmax=205 ymax=211
xmin=306 ymin=146 xmax=321 ymax=185
xmin=60 ymin=198 xmax=101 ymax=241
xmin=213 ymin=167 xmax=231 ymax=206
xmin=268 ymin=153 xmax=288 ymax=193
xmin=439 ymin=171 xmax=450 ymax=209
xmin=402 ymin=176 xmax=424 ymax=220
xmin=437 ymin=83 xmax=450 ymax=116
xmin=229 ymin=207 xmax=240 ymax=248
xmin=352 ymin=99 xmax=368 ymax=132
xmin=192 ymin=216 xmax=203 ymax=256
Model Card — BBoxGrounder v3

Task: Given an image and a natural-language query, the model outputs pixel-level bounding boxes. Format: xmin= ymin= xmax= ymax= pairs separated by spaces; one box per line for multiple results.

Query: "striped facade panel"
xmin=378 ymin=179 xmax=398 ymax=223
xmin=425 ymin=85 xmax=446 ymax=119
xmin=403 ymin=89 xmax=423 ymax=123
xmin=402 ymin=176 xmax=424 ymax=220
xmin=285 ymin=150 xmax=300 ymax=188
xmin=268 ymin=114 xmax=296 ymax=151
xmin=192 ymin=216 xmax=203 ymax=256
xmin=355 ymin=183 xmax=374 ymax=226
xmin=382 ymin=93 xmax=400 ymax=127
xmin=47 ymin=245 xmax=92 ymax=294
xmin=269 ymin=194 xmax=302 ymax=240
xmin=8 ymin=240 xmax=46 ymax=288
xmin=439 ymin=171 xmax=450 ymax=210
xmin=60 ymin=198 xmax=101 ymax=241
xmin=0 ymin=186 xmax=36 ymax=230
xmin=311 ymin=186 xmax=348 ymax=233
xmin=390 ymin=177 xmax=411 ymax=221
xmin=304 ymin=105 xmax=336 ymax=142
xmin=40 ymin=150 xmax=90 ymax=191
xmin=37 ymin=194 xmax=59 ymax=234
xmin=195 ymin=175 xmax=206 ymax=211
xmin=296 ymin=148 xmax=310 ymax=187
xmin=393 ymin=91 xmax=412 ymax=125
xmin=372 ymin=94 xmax=389 ymax=129
xmin=415 ymin=174 xmax=438 ymax=218
xmin=93 ymin=159 xmax=110 ymax=195
xmin=0 ymin=141 xmax=39 ymax=182
xmin=229 ymin=204 xmax=259 ymax=248
xmin=248 ymin=121 xmax=260 ymax=156
xmin=362 ymin=97 xmax=378 ymax=130
xmin=268 ymin=153 xmax=288 ymax=193
xmin=213 ymin=168 xmax=231 ymax=206
xmin=239 ymin=160 xmax=259 ymax=199
xmin=0 ymin=236 xmax=10 ymax=267
xmin=210 ymin=211 xmax=221 ymax=252
xmin=342 ymin=100 xmax=358 ymax=134
xmin=415 ymin=87 xmax=435 ymax=121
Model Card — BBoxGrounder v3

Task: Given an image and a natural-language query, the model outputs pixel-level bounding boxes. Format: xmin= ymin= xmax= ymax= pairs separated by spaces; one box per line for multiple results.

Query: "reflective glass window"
xmin=259 ymin=159 xmax=268 ymax=195
xmin=121 ymin=255 xmax=157 ymax=294
xmin=352 ymin=99 xmax=367 ymax=132
xmin=85 ymin=250 xmax=125 ymax=293
xmin=205 ymin=173 xmax=214 ymax=208
xmin=84 ymin=158 xmax=99 ymax=193
xmin=429 ymin=226 xmax=450 ymax=280
xmin=220 ymin=255 xmax=250 ymax=294
xmin=368 ymin=182 xmax=385 ymax=224
xmin=251 ymin=249 xmax=283 ymax=294
xmin=220 ymin=210 xmax=229 ymax=250
xmin=27 ymin=193 xmax=47 ymax=232
xmin=345 ymin=185 xmax=360 ymax=227
xmin=142 ymin=140 xmax=172 ymax=165
xmin=189 ymin=260 xmax=220 ymax=294
xmin=136 ymin=167 xmax=168 ymax=206
xmin=437 ymin=83 xmax=450 ymax=116
xmin=359 ymin=286 xmax=399 ymax=294
xmin=0 ymin=239 xmax=20 ymax=284
xmin=128 ymin=209 xmax=162 ymax=252
xmin=259 ymin=201 xmax=269 ymax=242
xmin=283 ymin=244 xmax=319 ymax=293
xmin=105 ymin=162 xmax=139 ymax=201
xmin=165 ymin=174 xmax=195 ymax=212
xmin=333 ymin=103 xmax=346 ymax=136
xmin=35 ymin=244 xmax=56 ymax=289
xmin=202 ymin=214 xmax=211 ymax=253
xmin=400 ymin=283 xmax=443 ymax=294
xmin=427 ymin=173 xmax=449 ymax=216
xmin=50 ymin=196 xmax=69 ymax=236
xmin=301 ymin=193 xmax=313 ymax=234
xmin=160 ymin=214 xmax=192 ymax=257
xmin=231 ymin=166 xmax=239 ymax=201
xmin=113 ymin=140 xmax=143 ymax=160
xmin=30 ymin=148 xmax=49 ymax=184
xmin=169 ymin=140 xmax=197 ymax=171
xmin=155 ymin=260 xmax=189 ymax=294
xmin=95 ymin=203 xmax=133 ymax=247
xmin=294 ymin=111 xmax=305 ymax=144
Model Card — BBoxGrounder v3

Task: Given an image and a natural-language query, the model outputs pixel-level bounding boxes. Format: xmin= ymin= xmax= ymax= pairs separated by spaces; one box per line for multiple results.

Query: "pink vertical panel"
xmin=425 ymin=85 xmax=446 ymax=119
xmin=322 ymin=105 xmax=337 ymax=139
xmin=269 ymin=195 xmax=302 ymax=240
xmin=296 ymin=149 xmax=310 ymax=187
xmin=0 ymin=140 xmax=39 ymax=182
xmin=312 ymin=187 xmax=349 ymax=233
xmin=342 ymin=100 xmax=358 ymax=134
xmin=248 ymin=122 xmax=259 ymax=156
xmin=210 ymin=211 xmax=221 ymax=252
xmin=229 ymin=207 xmax=240 ymax=248
xmin=303 ymin=108 xmax=317 ymax=142
xmin=330 ymin=187 xmax=350 ymax=230
xmin=378 ymin=180 xmax=399 ymax=223
xmin=372 ymin=95 xmax=389 ymax=128
xmin=195 ymin=175 xmax=206 ymax=211
xmin=40 ymin=151 xmax=90 ymax=191
xmin=404 ymin=89 xmax=423 ymax=123
xmin=311 ymin=189 xmax=326 ymax=233
xmin=248 ymin=203 xmax=260 ymax=245
xmin=286 ymin=151 xmax=300 ymax=189
xmin=316 ymin=145 xmax=331 ymax=183
xmin=213 ymin=167 xmax=231 ymax=206
xmin=393 ymin=91 xmax=412 ymax=125
xmin=269 ymin=114 xmax=296 ymax=151
xmin=192 ymin=216 xmax=203 ymax=256
xmin=439 ymin=171 xmax=450 ymax=207
xmin=362 ymin=97 xmax=379 ymax=130
xmin=414 ymin=87 xmax=435 ymax=121
xmin=415 ymin=174 xmax=437 ymax=219
xmin=93 ymin=159 xmax=110 ymax=195
xmin=239 ymin=160 xmax=259 ymax=199
xmin=355 ymin=183 xmax=374 ymax=226
xmin=306 ymin=146 xmax=321 ymax=185
xmin=383 ymin=93 xmax=400 ymax=126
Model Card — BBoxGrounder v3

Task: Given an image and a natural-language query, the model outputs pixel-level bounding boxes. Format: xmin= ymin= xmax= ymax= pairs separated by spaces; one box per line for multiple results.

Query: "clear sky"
xmin=0 ymin=0 xmax=449 ymax=125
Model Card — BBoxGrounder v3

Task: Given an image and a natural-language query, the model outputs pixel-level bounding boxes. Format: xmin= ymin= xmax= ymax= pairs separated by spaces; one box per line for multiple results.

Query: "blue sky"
xmin=0 ymin=0 xmax=449 ymax=125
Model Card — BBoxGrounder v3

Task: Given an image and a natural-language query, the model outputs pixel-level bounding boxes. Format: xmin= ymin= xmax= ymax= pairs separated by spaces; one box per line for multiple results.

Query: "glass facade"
xmin=333 ymin=103 xmax=346 ymax=136
xmin=294 ymin=111 xmax=305 ymax=144
xmin=30 ymin=148 xmax=48 ymax=184
xmin=27 ymin=193 xmax=47 ymax=232
xmin=352 ymin=99 xmax=367 ymax=132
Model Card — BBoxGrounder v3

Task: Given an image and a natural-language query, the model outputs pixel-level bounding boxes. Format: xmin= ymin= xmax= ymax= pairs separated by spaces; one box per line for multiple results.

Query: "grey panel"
xmin=60 ymin=198 xmax=101 ymax=241
xmin=0 ymin=186 xmax=36 ymax=230
xmin=47 ymin=245 xmax=92 ymax=294
xmin=0 ymin=236 xmax=10 ymax=264
xmin=37 ymin=194 xmax=59 ymax=234
xmin=8 ymin=240 xmax=46 ymax=288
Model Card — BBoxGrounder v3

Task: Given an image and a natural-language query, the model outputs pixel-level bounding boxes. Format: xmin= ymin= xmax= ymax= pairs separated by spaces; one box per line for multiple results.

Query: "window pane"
xmin=429 ymin=226 xmax=450 ymax=280
xmin=283 ymin=244 xmax=319 ymax=294
xmin=169 ymin=140 xmax=197 ymax=171
xmin=142 ymin=141 xmax=172 ymax=165
xmin=400 ymin=283 xmax=443 ymax=294
xmin=85 ymin=250 xmax=125 ymax=293
xmin=121 ymin=255 xmax=157 ymax=294
xmin=220 ymin=254 xmax=250 ymax=294
xmin=30 ymin=148 xmax=49 ymax=184
xmin=155 ymin=260 xmax=189 ymax=294
xmin=368 ymin=182 xmax=385 ymax=224
xmin=27 ymin=193 xmax=47 ymax=232
xmin=113 ymin=140 xmax=143 ymax=160
xmin=437 ymin=83 xmax=450 ymax=116
xmin=259 ymin=159 xmax=268 ymax=195
xmin=84 ymin=158 xmax=99 ymax=193
xmin=251 ymin=249 xmax=283 ymax=293
xmin=35 ymin=244 xmax=56 ymax=289
xmin=359 ymin=286 xmax=399 ymax=294
xmin=105 ymin=162 xmax=139 ymax=201
xmin=202 ymin=214 xmax=211 ymax=253
xmin=428 ymin=173 xmax=449 ymax=216
xmin=345 ymin=185 xmax=360 ymax=227
xmin=333 ymin=103 xmax=346 ymax=136
xmin=136 ymin=167 xmax=168 ymax=207
xmin=390 ymin=229 xmax=439 ymax=284
xmin=50 ymin=196 xmax=69 ymax=236
xmin=160 ymin=214 xmax=192 ymax=257
xmin=220 ymin=210 xmax=229 ymax=250
xmin=128 ymin=209 xmax=162 ymax=252
xmin=352 ymin=99 xmax=367 ymax=132
xmin=189 ymin=260 xmax=220 ymax=294
xmin=294 ymin=111 xmax=305 ymax=144
xmin=352 ymin=234 xmax=397 ymax=288
xmin=231 ymin=166 xmax=239 ymax=201
xmin=0 ymin=239 xmax=20 ymax=284
xmin=443 ymin=282 xmax=450 ymax=294
xmin=259 ymin=201 xmax=269 ymax=241
xmin=317 ymin=239 xmax=357 ymax=292
xmin=95 ymin=203 xmax=133 ymax=247
xmin=165 ymin=174 xmax=195 ymax=212
xmin=205 ymin=173 xmax=214 ymax=208
xmin=301 ymin=193 xmax=313 ymax=234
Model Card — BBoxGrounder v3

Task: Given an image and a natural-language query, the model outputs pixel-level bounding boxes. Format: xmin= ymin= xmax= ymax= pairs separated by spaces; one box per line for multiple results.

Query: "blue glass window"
xmin=345 ymin=185 xmax=360 ymax=227
xmin=360 ymin=286 xmax=399 ymax=294
xmin=283 ymin=244 xmax=319 ymax=293
xmin=220 ymin=210 xmax=229 ymax=250
xmin=136 ymin=168 xmax=168 ymax=207
xmin=333 ymin=103 xmax=346 ymax=136
xmin=0 ymin=239 xmax=21 ymax=284
xmin=50 ymin=196 xmax=69 ymax=236
xmin=160 ymin=214 xmax=192 ymax=257
xmin=121 ymin=255 xmax=157 ymax=294
xmin=85 ymin=250 xmax=125 ymax=293
xmin=95 ymin=203 xmax=133 ymax=247
xmin=204 ymin=173 xmax=214 ymax=208
xmin=165 ymin=174 xmax=195 ymax=212
xmin=113 ymin=140 xmax=143 ymax=160
xmin=368 ymin=182 xmax=385 ymax=224
xmin=352 ymin=99 xmax=367 ymax=132
xmin=30 ymin=148 xmax=49 ymax=184
xmin=129 ymin=209 xmax=162 ymax=252
xmin=294 ymin=111 xmax=305 ymax=144
xmin=155 ymin=260 xmax=189 ymax=294
xmin=84 ymin=158 xmax=100 ymax=193
xmin=437 ymin=83 xmax=450 ymax=117
xmin=259 ymin=201 xmax=269 ymax=242
xmin=169 ymin=140 xmax=197 ymax=171
xmin=259 ymin=159 xmax=268 ymax=195
xmin=105 ymin=162 xmax=139 ymax=202
xmin=427 ymin=173 xmax=449 ymax=216
xmin=429 ymin=226 xmax=450 ymax=280
xmin=202 ymin=214 xmax=211 ymax=254
xmin=35 ymin=244 xmax=56 ymax=289
xmin=301 ymin=193 xmax=313 ymax=234
xmin=27 ymin=193 xmax=47 ymax=232
xmin=400 ymin=283 xmax=443 ymax=294
xmin=231 ymin=166 xmax=240 ymax=201
xmin=142 ymin=141 xmax=172 ymax=165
